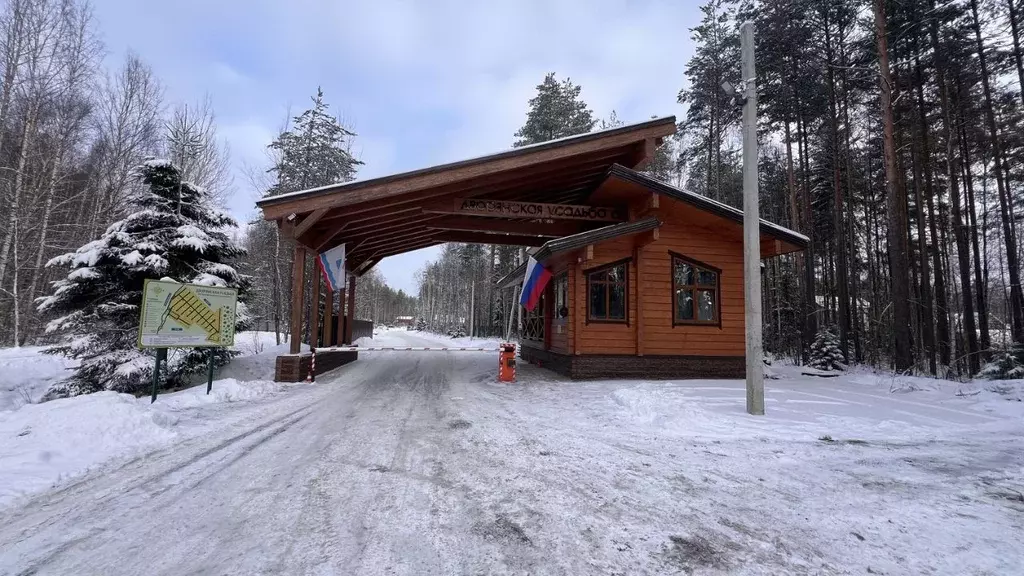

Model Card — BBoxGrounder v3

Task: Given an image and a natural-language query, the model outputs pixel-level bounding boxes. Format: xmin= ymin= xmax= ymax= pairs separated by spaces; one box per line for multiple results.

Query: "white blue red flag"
xmin=519 ymin=257 xmax=552 ymax=311
xmin=319 ymin=244 xmax=346 ymax=292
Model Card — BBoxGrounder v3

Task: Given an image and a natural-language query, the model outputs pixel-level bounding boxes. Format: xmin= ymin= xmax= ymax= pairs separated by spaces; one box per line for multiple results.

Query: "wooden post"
xmin=324 ymin=288 xmax=334 ymax=347
xmin=289 ymin=244 xmax=306 ymax=355
xmin=342 ymin=284 xmax=350 ymax=342
xmin=544 ymin=281 xmax=553 ymax=351
xmin=345 ymin=273 xmax=356 ymax=344
xmin=310 ymin=262 xmax=322 ymax=347
xmin=635 ymin=245 xmax=644 ymax=357
xmin=573 ymin=261 xmax=582 ymax=356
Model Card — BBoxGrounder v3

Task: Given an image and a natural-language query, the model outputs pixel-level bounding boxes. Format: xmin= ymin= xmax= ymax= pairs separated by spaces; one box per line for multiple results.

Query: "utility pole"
xmin=741 ymin=21 xmax=765 ymax=415
xmin=470 ymin=281 xmax=476 ymax=337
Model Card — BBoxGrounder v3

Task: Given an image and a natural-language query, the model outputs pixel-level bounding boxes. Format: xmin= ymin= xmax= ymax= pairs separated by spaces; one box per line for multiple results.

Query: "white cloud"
xmin=91 ymin=0 xmax=700 ymax=291
xmin=209 ymin=61 xmax=247 ymax=86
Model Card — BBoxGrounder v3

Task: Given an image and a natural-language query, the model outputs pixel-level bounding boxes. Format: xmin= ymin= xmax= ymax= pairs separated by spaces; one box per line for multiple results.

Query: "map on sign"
xmin=138 ymin=279 xmax=238 ymax=348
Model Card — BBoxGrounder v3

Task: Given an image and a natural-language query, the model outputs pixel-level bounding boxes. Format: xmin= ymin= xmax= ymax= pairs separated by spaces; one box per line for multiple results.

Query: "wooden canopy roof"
xmin=257 ymin=117 xmax=677 ymax=275
xmin=256 ymin=115 xmax=807 ymax=277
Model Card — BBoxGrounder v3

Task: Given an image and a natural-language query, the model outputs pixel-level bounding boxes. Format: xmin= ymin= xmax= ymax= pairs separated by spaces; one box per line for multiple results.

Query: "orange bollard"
xmin=498 ymin=342 xmax=516 ymax=382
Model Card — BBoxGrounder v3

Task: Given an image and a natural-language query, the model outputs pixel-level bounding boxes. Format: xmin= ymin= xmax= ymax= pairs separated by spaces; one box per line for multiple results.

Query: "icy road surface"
xmin=1 ymin=330 xmax=1022 ymax=575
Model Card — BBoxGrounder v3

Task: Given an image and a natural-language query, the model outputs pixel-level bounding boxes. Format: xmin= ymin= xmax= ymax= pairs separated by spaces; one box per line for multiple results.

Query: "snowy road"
xmin=1 ymin=330 xmax=1023 ymax=575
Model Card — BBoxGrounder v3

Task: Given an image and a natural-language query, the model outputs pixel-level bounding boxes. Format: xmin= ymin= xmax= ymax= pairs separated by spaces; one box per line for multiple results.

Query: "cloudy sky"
xmin=93 ymin=0 xmax=700 ymax=293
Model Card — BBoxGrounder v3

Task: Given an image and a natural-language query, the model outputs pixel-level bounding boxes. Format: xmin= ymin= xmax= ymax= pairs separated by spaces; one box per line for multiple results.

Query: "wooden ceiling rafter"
xmin=259 ymin=119 xmax=675 ymax=220
xmin=309 ymin=155 xmax=618 ymax=230
xmin=349 ymin=238 xmax=444 ymax=272
xmin=311 ymin=171 xmax=616 ymax=252
xmin=425 ymin=215 xmax=589 ymax=237
xmin=347 ymin=234 xmax=440 ymax=264
xmin=258 ymin=117 xmax=682 ymax=265
xmin=434 ymin=231 xmax=549 ymax=247
xmin=349 ymin=228 xmax=439 ymax=255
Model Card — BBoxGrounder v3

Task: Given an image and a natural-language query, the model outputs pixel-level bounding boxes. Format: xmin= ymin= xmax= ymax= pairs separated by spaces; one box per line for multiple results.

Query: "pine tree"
xmin=513 ymin=73 xmax=594 ymax=147
xmin=268 ymin=87 xmax=363 ymax=194
xmin=677 ymin=0 xmax=742 ymax=205
xmin=37 ymin=159 xmax=249 ymax=398
xmin=979 ymin=342 xmax=1024 ymax=380
xmin=809 ymin=327 xmax=846 ymax=371
xmin=415 ymin=317 xmax=426 ymax=331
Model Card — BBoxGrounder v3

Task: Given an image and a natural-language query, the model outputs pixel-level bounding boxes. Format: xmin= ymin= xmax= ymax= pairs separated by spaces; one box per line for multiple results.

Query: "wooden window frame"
xmin=584 ymin=257 xmax=631 ymax=325
xmin=523 ymin=292 xmax=545 ymax=342
xmin=670 ymin=251 xmax=722 ymax=328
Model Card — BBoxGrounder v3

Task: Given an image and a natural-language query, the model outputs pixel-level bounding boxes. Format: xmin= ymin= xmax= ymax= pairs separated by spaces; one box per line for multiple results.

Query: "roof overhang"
xmin=600 ymin=165 xmax=808 ymax=255
xmin=256 ymin=117 xmax=678 ymax=274
xmin=496 ymin=216 xmax=662 ymax=288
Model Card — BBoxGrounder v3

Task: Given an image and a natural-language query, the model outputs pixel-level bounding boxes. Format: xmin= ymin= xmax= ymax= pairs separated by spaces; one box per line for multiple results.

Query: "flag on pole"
xmin=519 ymin=257 xmax=552 ymax=311
xmin=318 ymin=244 xmax=346 ymax=292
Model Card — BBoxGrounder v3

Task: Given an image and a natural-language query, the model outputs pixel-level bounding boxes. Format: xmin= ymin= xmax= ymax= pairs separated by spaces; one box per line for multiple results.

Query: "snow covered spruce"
xmin=808 ymin=327 xmax=847 ymax=372
xmin=36 ymin=159 xmax=250 ymax=399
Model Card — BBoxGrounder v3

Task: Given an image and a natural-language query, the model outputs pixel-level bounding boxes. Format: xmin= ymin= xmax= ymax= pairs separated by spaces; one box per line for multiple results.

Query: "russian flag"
xmin=519 ymin=257 xmax=552 ymax=311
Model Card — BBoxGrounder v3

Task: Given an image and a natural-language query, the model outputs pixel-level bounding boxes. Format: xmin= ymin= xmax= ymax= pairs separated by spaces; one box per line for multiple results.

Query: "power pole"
xmin=470 ymin=281 xmax=476 ymax=337
xmin=741 ymin=21 xmax=765 ymax=415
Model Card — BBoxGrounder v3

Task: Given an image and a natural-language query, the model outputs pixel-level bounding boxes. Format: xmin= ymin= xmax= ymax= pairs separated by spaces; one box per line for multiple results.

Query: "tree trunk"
xmin=912 ymin=127 xmax=936 ymax=374
xmin=929 ymin=3 xmax=980 ymax=373
xmin=958 ymin=109 xmax=991 ymax=355
xmin=0 ymin=106 xmax=38 ymax=289
xmin=823 ymin=11 xmax=851 ymax=361
xmin=914 ymin=55 xmax=951 ymax=369
xmin=23 ymin=147 xmax=63 ymax=342
xmin=874 ymin=0 xmax=913 ymax=372
xmin=970 ymin=0 xmax=1024 ymax=343
xmin=796 ymin=105 xmax=816 ymax=360
xmin=1008 ymin=0 xmax=1024 ymax=108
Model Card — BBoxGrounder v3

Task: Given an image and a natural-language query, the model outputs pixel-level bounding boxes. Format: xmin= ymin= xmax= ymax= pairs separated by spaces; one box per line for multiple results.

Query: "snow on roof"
xmin=257 ymin=116 xmax=676 ymax=206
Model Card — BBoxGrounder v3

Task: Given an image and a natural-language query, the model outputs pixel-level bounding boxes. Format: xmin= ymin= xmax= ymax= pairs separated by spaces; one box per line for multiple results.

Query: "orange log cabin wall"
xmin=519 ymin=194 xmax=748 ymax=378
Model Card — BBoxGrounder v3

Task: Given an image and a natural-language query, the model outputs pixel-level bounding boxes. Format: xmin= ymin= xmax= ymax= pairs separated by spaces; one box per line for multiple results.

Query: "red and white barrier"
xmin=318 ymin=346 xmax=500 ymax=352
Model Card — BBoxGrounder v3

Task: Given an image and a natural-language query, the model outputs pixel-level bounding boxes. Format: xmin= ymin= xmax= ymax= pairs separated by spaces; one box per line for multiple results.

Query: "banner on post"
xmin=319 ymin=244 xmax=346 ymax=292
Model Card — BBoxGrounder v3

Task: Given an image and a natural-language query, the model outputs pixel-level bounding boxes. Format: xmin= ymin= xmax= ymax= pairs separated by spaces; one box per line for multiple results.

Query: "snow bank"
xmin=0 ymin=347 xmax=77 ymax=411
xmin=590 ymin=364 xmax=1024 ymax=444
xmin=0 ymin=377 xmax=295 ymax=508
xmin=0 ymin=334 xmax=309 ymax=509
xmin=0 ymin=391 xmax=177 ymax=505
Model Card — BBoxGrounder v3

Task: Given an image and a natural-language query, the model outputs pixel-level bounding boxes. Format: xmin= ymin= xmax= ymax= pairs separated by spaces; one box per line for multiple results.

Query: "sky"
xmin=92 ymin=0 xmax=700 ymax=294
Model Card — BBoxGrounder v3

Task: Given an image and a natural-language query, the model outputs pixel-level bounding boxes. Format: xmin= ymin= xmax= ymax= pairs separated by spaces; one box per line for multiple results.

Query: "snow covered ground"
xmin=0 ymin=332 xmax=309 ymax=509
xmin=0 ymin=329 xmax=1022 ymax=574
xmin=0 ymin=346 xmax=78 ymax=411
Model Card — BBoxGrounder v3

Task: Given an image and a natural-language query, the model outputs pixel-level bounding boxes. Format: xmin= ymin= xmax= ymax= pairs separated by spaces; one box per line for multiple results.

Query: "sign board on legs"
xmin=138 ymin=279 xmax=238 ymax=349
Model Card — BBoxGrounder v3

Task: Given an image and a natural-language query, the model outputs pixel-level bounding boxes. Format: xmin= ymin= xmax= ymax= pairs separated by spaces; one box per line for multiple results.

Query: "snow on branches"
xmin=809 ymin=327 xmax=847 ymax=372
xmin=37 ymin=159 xmax=250 ymax=399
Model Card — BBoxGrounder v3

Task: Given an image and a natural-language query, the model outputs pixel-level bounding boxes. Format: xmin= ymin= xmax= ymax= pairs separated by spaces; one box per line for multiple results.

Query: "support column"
xmin=345 ymin=273 xmax=356 ymax=344
xmin=635 ymin=245 xmax=644 ymax=357
xmin=289 ymin=244 xmax=306 ymax=355
xmin=573 ymin=262 xmax=582 ymax=356
xmin=324 ymin=288 xmax=334 ymax=347
xmin=310 ymin=262 xmax=322 ymax=347
xmin=337 ymin=287 xmax=346 ymax=346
